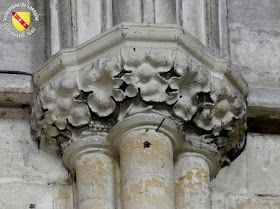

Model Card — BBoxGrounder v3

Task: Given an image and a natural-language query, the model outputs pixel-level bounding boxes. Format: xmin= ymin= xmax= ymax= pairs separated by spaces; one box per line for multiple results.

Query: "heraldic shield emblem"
xmin=12 ymin=12 xmax=30 ymax=32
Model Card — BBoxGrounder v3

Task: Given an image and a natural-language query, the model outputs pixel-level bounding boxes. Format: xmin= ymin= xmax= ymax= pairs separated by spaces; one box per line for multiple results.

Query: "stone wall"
xmin=228 ymin=0 xmax=280 ymax=89
xmin=211 ymin=0 xmax=280 ymax=208
xmin=0 ymin=108 xmax=72 ymax=209
xmin=0 ymin=0 xmax=279 ymax=208
xmin=211 ymin=134 xmax=280 ymax=208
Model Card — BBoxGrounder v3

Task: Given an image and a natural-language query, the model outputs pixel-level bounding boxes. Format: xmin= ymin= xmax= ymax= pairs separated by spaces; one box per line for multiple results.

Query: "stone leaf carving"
xmin=33 ymin=47 xmax=246 ymax=160
xmin=121 ymin=48 xmax=175 ymax=102
xmin=169 ymin=64 xmax=211 ymax=121
xmin=31 ymin=96 xmax=60 ymax=142
xmin=77 ymin=50 xmax=125 ymax=117
xmin=38 ymin=70 xmax=91 ymax=130
xmin=194 ymin=76 xmax=246 ymax=136
xmin=119 ymin=48 xmax=212 ymax=122
xmin=192 ymin=75 xmax=247 ymax=164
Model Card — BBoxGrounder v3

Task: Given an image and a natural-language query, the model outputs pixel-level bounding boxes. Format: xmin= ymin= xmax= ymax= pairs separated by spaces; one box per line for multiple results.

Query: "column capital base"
xmin=31 ymin=23 xmax=248 ymax=173
xmin=175 ymin=151 xmax=220 ymax=178
xmin=62 ymin=132 xmax=115 ymax=174
xmin=108 ymin=113 xmax=183 ymax=151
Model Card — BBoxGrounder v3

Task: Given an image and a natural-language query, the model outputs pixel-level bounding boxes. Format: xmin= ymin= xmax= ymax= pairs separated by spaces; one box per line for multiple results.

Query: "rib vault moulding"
xmin=31 ymin=23 xmax=248 ymax=209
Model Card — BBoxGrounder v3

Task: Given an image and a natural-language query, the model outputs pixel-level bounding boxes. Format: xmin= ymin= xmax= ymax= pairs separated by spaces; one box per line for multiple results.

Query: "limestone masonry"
xmin=0 ymin=0 xmax=279 ymax=209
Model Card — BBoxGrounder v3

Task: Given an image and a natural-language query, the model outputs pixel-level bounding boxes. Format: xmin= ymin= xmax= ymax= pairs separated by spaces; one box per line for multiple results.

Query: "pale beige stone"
xmin=211 ymin=151 xmax=247 ymax=193
xmin=75 ymin=152 xmax=115 ymax=209
xmin=225 ymin=193 xmax=280 ymax=209
xmin=175 ymin=153 xmax=211 ymax=209
xmin=119 ymin=129 xmax=175 ymax=209
xmin=0 ymin=110 xmax=72 ymax=209
xmin=2 ymin=0 xmax=280 ymax=209
xmin=246 ymin=133 xmax=280 ymax=196
xmin=0 ymin=183 xmax=73 ymax=209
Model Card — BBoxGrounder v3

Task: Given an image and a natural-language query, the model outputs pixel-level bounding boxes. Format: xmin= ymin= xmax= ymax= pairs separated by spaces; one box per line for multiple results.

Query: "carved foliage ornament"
xmin=32 ymin=47 xmax=246 ymax=163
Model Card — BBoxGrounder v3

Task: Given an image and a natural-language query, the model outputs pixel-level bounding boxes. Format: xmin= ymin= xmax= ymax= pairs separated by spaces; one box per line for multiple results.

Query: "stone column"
xmin=175 ymin=152 xmax=211 ymax=209
xmin=76 ymin=0 xmax=113 ymax=45
xmin=62 ymin=134 xmax=115 ymax=209
xmin=120 ymin=130 xmax=174 ymax=209
xmin=32 ymin=24 xmax=248 ymax=209
xmin=108 ymin=114 xmax=181 ymax=209
xmin=177 ymin=0 xmax=228 ymax=55
xmin=49 ymin=0 xmax=226 ymax=54
xmin=48 ymin=0 xmax=61 ymax=56
xmin=113 ymin=0 xmax=176 ymax=25
xmin=177 ymin=0 xmax=207 ymax=45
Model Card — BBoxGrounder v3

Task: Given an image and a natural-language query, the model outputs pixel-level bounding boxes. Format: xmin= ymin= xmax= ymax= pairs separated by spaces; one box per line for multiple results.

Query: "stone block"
xmin=0 ymin=110 xmax=69 ymax=184
xmin=211 ymin=190 xmax=225 ymax=209
xmin=211 ymin=191 xmax=280 ymax=209
xmin=227 ymin=0 xmax=280 ymax=89
xmin=246 ymin=133 xmax=280 ymax=195
xmin=0 ymin=74 xmax=32 ymax=106
xmin=0 ymin=108 xmax=73 ymax=208
xmin=224 ymin=193 xmax=280 ymax=209
xmin=0 ymin=182 xmax=73 ymax=209
xmin=211 ymin=151 xmax=247 ymax=193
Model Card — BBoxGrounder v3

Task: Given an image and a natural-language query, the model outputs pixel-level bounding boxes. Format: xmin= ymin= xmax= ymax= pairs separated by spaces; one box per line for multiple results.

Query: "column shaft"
xmin=175 ymin=153 xmax=211 ymax=209
xmin=49 ymin=0 xmax=61 ymax=56
xmin=154 ymin=0 xmax=176 ymax=24
xmin=179 ymin=0 xmax=207 ymax=45
xmin=113 ymin=0 xmax=142 ymax=25
xmin=113 ymin=0 xmax=176 ymax=25
xmin=207 ymin=0 xmax=220 ymax=53
xmin=119 ymin=130 xmax=175 ymax=209
xmin=75 ymin=151 xmax=115 ymax=209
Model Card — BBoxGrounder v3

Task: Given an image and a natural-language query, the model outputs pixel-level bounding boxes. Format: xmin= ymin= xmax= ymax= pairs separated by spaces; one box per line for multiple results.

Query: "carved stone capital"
xmin=31 ymin=24 xmax=248 ymax=173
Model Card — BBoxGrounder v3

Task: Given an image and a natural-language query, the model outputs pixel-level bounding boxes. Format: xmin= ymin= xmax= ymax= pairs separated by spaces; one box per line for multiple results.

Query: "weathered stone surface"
xmin=228 ymin=0 xmax=280 ymax=89
xmin=246 ymin=133 xmax=280 ymax=196
xmin=211 ymin=150 xmax=247 ymax=193
xmin=75 ymin=152 xmax=115 ymax=209
xmin=76 ymin=0 xmax=103 ymax=45
xmin=0 ymin=107 xmax=72 ymax=208
xmin=226 ymin=0 xmax=280 ymax=119
xmin=175 ymin=153 xmax=211 ymax=209
xmin=0 ymin=74 xmax=32 ymax=107
xmin=0 ymin=114 xmax=69 ymax=182
xmin=211 ymin=133 xmax=280 ymax=208
xmin=119 ymin=130 xmax=175 ymax=209
xmin=248 ymin=87 xmax=280 ymax=120
xmin=211 ymin=191 xmax=280 ymax=209
xmin=0 ymin=182 xmax=73 ymax=209
xmin=113 ymin=0 xmax=176 ymax=25
xmin=31 ymin=24 xmax=247 ymax=169
xmin=225 ymin=195 xmax=280 ymax=209
xmin=179 ymin=0 xmax=207 ymax=45
xmin=3 ymin=1 xmax=280 ymax=208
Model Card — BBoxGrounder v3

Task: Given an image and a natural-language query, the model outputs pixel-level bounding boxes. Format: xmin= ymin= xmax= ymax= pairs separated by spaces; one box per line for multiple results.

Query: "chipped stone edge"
xmin=0 ymin=73 xmax=33 ymax=107
xmin=247 ymin=87 xmax=280 ymax=120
